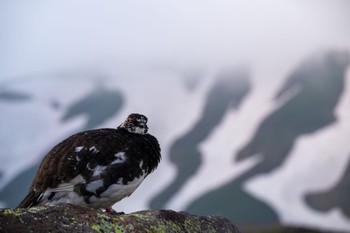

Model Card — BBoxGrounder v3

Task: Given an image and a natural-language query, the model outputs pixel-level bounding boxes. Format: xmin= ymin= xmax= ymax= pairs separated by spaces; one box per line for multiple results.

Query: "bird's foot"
xmin=105 ymin=207 xmax=124 ymax=215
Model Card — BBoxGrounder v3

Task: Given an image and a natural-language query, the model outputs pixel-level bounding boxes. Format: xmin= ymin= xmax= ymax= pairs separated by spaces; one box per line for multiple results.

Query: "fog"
xmin=1 ymin=0 xmax=349 ymax=79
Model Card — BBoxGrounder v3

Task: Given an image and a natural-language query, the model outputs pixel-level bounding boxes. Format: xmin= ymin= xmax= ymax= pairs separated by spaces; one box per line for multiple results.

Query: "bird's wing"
xmin=46 ymin=174 xmax=87 ymax=192
xmin=17 ymin=129 xmax=124 ymax=208
xmin=17 ymin=142 xmax=92 ymax=208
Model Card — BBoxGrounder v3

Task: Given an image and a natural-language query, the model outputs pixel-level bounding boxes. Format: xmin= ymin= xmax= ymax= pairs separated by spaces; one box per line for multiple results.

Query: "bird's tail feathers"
xmin=16 ymin=190 xmax=43 ymax=208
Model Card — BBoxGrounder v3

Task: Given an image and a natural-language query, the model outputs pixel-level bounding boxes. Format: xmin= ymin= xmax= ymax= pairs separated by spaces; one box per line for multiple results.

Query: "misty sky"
xmin=0 ymin=0 xmax=350 ymax=79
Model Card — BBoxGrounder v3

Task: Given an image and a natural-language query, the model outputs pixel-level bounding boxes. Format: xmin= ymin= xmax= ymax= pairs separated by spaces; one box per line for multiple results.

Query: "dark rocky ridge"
xmin=0 ymin=204 xmax=239 ymax=233
xmin=305 ymin=155 xmax=350 ymax=218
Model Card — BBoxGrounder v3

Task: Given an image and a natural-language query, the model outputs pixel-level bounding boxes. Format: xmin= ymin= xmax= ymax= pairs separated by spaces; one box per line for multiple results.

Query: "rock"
xmin=0 ymin=204 xmax=239 ymax=233
xmin=240 ymin=225 xmax=345 ymax=233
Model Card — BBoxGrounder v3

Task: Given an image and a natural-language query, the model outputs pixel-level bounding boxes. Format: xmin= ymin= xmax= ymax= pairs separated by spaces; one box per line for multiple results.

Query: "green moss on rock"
xmin=0 ymin=204 xmax=239 ymax=233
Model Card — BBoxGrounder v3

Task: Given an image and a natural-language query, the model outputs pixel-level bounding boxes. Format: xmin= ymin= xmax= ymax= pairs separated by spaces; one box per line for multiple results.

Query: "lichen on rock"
xmin=0 ymin=204 xmax=239 ymax=233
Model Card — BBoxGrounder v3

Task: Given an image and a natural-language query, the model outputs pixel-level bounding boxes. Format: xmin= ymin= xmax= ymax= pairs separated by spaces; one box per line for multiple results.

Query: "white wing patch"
xmin=86 ymin=180 xmax=104 ymax=194
xmin=87 ymin=163 xmax=94 ymax=171
xmin=86 ymin=167 xmax=124 ymax=194
xmin=40 ymin=191 xmax=85 ymax=206
xmin=75 ymin=146 xmax=84 ymax=153
xmin=38 ymin=169 xmax=147 ymax=208
xmin=88 ymin=173 xmax=146 ymax=208
xmin=112 ymin=152 xmax=126 ymax=164
xmin=89 ymin=146 xmax=99 ymax=153
xmin=92 ymin=165 xmax=107 ymax=176
xmin=49 ymin=175 xmax=86 ymax=192
xmin=37 ymin=175 xmax=86 ymax=206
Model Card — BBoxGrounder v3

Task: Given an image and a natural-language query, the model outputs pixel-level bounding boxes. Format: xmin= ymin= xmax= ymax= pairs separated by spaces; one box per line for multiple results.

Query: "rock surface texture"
xmin=0 ymin=204 xmax=239 ymax=233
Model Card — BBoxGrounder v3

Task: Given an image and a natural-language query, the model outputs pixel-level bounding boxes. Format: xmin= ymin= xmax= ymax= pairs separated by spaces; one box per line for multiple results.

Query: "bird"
xmin=17 ymin=113 xmax=161 ymax=212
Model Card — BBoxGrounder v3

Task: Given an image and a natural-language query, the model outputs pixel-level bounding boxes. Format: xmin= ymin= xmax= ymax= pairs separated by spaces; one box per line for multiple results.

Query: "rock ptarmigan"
xmin=17 ymin=113 xmax=161 ymax=212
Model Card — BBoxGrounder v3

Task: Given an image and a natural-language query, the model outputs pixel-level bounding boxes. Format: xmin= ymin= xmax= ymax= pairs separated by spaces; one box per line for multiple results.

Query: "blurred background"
xmin=1 ymin=0 xmax=350 ymax=232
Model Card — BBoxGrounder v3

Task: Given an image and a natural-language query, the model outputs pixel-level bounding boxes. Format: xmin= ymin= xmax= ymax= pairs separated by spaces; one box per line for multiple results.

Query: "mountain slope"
xmin=150 ymin=68 xmax=251 ymax=209
xmin=187 ymin=50 xmax=350 ymax=228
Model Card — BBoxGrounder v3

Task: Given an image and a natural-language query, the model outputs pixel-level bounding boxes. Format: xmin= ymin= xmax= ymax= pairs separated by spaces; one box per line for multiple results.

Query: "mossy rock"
xmin=0 ymin=204 xmax=239 ymax=233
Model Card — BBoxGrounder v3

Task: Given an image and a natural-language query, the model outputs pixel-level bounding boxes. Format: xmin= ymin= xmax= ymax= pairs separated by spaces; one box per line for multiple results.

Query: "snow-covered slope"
xmin=245 ymin=69 xmax=350 ymax=230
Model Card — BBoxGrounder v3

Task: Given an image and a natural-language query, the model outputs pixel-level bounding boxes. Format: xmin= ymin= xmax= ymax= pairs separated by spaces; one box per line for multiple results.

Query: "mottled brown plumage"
xmin=17 ymin=113 xmax=161 ymax=209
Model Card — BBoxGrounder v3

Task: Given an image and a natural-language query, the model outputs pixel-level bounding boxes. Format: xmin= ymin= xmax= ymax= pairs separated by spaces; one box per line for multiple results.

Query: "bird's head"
xmin=119 ymin=113 xmax=149 ymax=134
